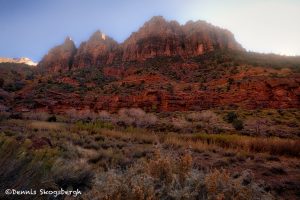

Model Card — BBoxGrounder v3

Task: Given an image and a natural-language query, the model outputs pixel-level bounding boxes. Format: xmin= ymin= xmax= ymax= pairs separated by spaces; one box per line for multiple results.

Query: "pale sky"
xmin=179 ymin=0 xmax=300 ymax=56
xmin=0 ymin=0 xmax=299 ymax=61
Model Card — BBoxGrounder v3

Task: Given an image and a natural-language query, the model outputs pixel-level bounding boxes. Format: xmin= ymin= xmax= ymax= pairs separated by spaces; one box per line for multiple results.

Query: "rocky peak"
xmin=89 ymin=31 xmax=104 ymax=41
xmin=123 ymin=16 xmax=182 ymax=46
xmin=39 ymin=16 xmax=245 ymax=71
xmin=122 ymin=16 xmax=243 ymax=61
xmin=72 ymin=30 xmax=119 ymax=68
xmin=122 ymin=16 xmax=184 ymax=61
xmin=140 ymin=16 xmax=181 ymax=34
xmin=38 ymin=37 xmax=77 ymax=72
xmin=182 ymin=20 xmax=244 ymax=52
xmin=63 ymin=36 xmax=76 ymax=50
xmin=0 ymin=57 xmax=37 ymax=66
xmin=87 ymin=30 xmax=117 ymax=46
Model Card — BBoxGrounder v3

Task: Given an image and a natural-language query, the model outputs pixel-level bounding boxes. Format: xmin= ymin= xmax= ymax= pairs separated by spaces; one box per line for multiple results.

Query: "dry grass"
xmin=82 ymin=151 xmax=273 ymax=200
xmin=162 ymin=134 xmax=214 ymax=152
xmin=100 ymin=129 xmax=158 ymax=144
xmin=191 ymin=133 xmax=300 ymax=157
xmin=0 ymin=118 xmax=298 ymax=199
xmin=71 ymin=120 xmax=300 ymax=157
xmin=22 ymin=111 xmax=50 ymax=121
xmin=94 ymin=126 xmax=300 ymax=157
xmin=27 ymin=121 xmax=66 ymax=131
xmin=117 ymin=108 xmax=157 ymax=127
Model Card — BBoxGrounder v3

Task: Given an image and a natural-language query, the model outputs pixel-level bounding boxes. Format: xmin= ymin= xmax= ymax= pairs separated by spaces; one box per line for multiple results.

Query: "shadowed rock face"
xmin=38 ymin=37 xmax=76 ymax=73
xmin=73 ymin=31 xmax=120 ymax=68
xmin=38 ymin=16 xmax=244 ymax=71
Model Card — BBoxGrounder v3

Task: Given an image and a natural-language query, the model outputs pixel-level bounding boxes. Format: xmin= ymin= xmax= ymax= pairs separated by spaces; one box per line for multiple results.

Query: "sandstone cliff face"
xmin=21 ymin=76 xmax=299 ymax=114
xmin=181 ymin=20 xmax=244 ymax=56
xmin=122 ymin=16 xmax=244 ymax=61
xmin=31 ymin=16 xmax=299 ymax=113
xmin=18 ymin=61 xmax=300 ymax=114
xmin=39 ymin=16 xmax=244 ymax=71
xmin=73 ymin=31 xmax=120 ymax=68
xmin=122 ymin=16 xmax=184 ymax=61
xmin=38 ymin=37 xmax=76 ymax=73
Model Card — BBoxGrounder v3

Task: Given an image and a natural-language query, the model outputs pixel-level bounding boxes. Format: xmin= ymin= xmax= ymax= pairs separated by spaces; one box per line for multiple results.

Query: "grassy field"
xmin=0 ymin=112 xmax=300 ymax=200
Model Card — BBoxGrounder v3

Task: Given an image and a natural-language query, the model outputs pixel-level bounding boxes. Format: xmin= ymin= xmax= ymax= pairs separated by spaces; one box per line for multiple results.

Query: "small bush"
xmin=224 ymin=111 xmax=238 ymax=123
xmin=66 ymin=108 xmax=96 ymax=122
xmin=227 ymin=78 xmax=234 ymax=85
xmin=117 ymin=108 xmax=157 ymax=128
xmin=52 ymin=160 xmax=94 ymax=191
xmin=47 ymin=115 xmax=57 ymax=122
xmin=232 ymin=119 xmax=244 ymax=130
xmin=186 ymin=110 xmax=221 ymax=133
xmin=0 ymin=111 xmax=10 ymax=121
xmin=10 ymin=112 xmax=22 ymax=119
xmin=0 ymin=78 xmax=4 ymax=88
xmin=86 ymin=151 xmax=273 ymax=200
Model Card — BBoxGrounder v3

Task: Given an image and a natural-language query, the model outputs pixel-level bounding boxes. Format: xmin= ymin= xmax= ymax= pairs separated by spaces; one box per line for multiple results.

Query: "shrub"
xmin=166 ymin=83 xmax=174 ymax=93
xmin=52 ymin=160 xmax=94 ymax=191
xmin=0 ymin=78 xmax=4 ymax=88
xmin=227 ymin=78 xmax=234 ymax=85
xmin=5 ymin=81 xmax=25 ymax=92
xmin=178 ymin=152 xmax=193 ymax=185
xmin=183 ymin=85 xmax=192 ymax=92
xmin=47 ymin=115 xmax=57 ymax=122
xmin=0 ymin=111 xmax=10 ymax=121
xmin=147 ymin=151 xmax=173 ymax=185
xmin=97 ymin=110 xmax=112 ymax=121
xmin=66 ymin=108 xmax=99 ymax=122
xmin=186 ymin=110 xmax=221 ymax=133
xmin=171 ymin=117 xmax=190 ymax=130
xmin=85 ymin=151 xmax=273 ymax=200
xmin=0 ymin=136 xmax=58 ymax=196
xmin=224 ymin=111 xmax=238 ymax=123
xmin=117 ymin=108 xmax=157 ymax=128
xmin=10 ymin=112 xmax=22 ymax=119
xmin=232 ymin=119 xmax=244 ymax=130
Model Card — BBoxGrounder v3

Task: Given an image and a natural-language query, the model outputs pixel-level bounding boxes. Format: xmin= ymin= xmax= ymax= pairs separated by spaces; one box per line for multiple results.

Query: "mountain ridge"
xmin=38 ymin=16 xmax=244 ymax=72
xmin=0 ymin=57 xmax=37 ymax=66
xmin=0 ymin=16 xmax=299 ymax=114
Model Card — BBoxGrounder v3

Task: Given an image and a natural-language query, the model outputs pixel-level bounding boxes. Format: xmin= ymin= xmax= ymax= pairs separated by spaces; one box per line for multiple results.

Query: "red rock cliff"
xmin=73 ymin=31 xmax=120 ymax=68
xmin=38 ymin=37 xmax=76 ymax=72
xmin=38 ymin=16 xmax=244 ymax=71
xmin=122 ymin=16 xmax=244 ymax=61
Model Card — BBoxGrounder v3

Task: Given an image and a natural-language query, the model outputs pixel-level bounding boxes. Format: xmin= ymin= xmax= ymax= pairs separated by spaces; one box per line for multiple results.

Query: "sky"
xmin=0 ymin=0 xmax=299 ymax=61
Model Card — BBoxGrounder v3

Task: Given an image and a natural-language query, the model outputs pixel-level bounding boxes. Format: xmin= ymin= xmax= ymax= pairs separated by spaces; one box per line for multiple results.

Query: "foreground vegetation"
xmin=0 ymin=108 xmax=300 ymax=199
